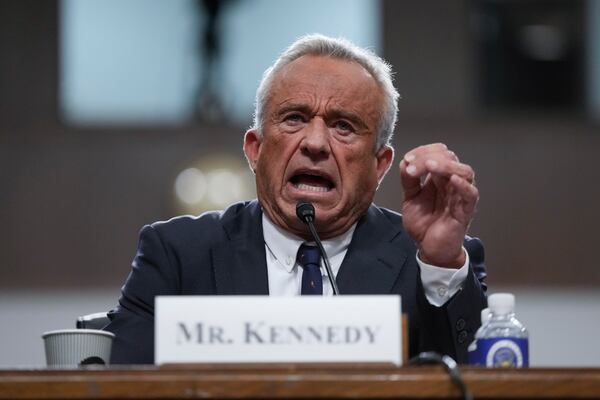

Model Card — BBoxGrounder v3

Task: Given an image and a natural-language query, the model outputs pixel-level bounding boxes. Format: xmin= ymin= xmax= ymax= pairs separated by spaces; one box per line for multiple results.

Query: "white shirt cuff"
xmin=417 ymin=248 xmax=469 ymax=307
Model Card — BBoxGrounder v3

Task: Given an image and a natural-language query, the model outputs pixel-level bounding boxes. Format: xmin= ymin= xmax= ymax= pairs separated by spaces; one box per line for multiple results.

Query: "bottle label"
xmin=474 ymin=337 xmax=529 ymax=367
xmin=467 ymin=341 xmax=481 ymax=366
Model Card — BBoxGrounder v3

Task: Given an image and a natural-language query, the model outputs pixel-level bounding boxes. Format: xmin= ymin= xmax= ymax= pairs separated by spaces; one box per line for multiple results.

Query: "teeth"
xmin=295 ymin=183 xmax=329 ymax=192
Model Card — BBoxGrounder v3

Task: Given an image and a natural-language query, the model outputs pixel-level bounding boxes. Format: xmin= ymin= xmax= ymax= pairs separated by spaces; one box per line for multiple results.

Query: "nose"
xmin=300 ymin=117 xmax=330 ymax=159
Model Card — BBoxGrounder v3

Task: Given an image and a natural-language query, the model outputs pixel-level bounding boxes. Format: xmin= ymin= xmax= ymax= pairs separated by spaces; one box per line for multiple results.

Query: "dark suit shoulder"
xmin=369 ymin=204 xmax=404 ymax=225
xmin=146 ymin=200 xmax=259 ymax=245
xmin=367 ymin=204 xmax=484 ymax=254
xmin=359 ymin=204 xmax=409 ymax=246
xmin=149 ymin=200 xmax=253 ymax=231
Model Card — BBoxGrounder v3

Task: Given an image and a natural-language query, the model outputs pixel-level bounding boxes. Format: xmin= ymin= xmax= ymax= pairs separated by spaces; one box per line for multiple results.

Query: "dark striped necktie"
xmin=297 ymin=244 xmax=323 ymax=295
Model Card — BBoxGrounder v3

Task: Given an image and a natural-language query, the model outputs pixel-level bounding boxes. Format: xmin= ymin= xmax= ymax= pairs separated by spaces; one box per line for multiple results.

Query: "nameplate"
xmin=155 ymin=295 xmax=401 ymax=365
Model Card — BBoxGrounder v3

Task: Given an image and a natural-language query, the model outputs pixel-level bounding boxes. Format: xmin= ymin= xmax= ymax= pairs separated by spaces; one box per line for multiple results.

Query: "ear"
xmin=375 ymin=144 xmax=394 ymax=183
xmin=243 ymin=129 xmax=262 ymax=172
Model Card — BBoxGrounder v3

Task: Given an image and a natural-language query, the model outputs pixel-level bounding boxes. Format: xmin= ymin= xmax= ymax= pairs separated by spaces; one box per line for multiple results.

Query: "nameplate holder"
xmin=155 ymin=295 xmax=401 ymax=366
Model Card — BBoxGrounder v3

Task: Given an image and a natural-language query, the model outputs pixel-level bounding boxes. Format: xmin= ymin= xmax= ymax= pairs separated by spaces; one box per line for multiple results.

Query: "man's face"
xmin=244 ymin=55 xmax=394 ymax=239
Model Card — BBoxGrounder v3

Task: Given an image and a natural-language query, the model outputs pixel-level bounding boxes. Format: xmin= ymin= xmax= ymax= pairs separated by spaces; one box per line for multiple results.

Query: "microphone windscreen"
xmin=296 ymin=201 xmax=315 ymax=223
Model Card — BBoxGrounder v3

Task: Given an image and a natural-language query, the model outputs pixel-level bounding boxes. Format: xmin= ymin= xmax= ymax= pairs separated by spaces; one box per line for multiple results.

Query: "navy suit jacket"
xmin=105 ymin=200 xmax=487 ymax=364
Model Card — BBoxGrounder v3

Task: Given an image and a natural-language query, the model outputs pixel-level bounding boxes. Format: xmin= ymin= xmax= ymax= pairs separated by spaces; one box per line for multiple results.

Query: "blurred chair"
xmin=76 ymin=312 xmax=110 ymax=330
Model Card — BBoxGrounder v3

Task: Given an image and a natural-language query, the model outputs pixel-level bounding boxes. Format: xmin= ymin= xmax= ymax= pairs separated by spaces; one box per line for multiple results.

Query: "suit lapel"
xmin=336 ymin=205 xmax=409 ymax=294
xmin=211 ymin=202 xmax=409 ymax=295
xmin=212 ymin=201 xmax=270 ymax=295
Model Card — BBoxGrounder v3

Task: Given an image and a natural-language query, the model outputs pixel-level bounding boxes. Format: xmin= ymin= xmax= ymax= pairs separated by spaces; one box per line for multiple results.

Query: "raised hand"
xmin=399 ymin=143 xmax=479 ymax=268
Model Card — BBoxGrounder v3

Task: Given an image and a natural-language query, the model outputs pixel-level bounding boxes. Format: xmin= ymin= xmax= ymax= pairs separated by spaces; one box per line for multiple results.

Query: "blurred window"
xmin=472 ymin=0 xmax=585 ymax=111
xmin=60 ymin=0 xmax=380 ymax=127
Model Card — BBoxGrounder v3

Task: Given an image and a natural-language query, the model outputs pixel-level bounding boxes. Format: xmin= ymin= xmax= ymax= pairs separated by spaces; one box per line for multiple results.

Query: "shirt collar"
xmin=262 ymin=212 xmax=356 ymax=274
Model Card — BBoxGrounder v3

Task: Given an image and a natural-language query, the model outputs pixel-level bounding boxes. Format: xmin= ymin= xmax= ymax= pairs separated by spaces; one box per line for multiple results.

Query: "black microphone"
xmin=296 ymin=201 xmax=340 ymax=295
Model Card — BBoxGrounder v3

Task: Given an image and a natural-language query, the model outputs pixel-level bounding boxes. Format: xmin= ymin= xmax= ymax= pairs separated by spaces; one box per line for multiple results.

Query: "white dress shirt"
xmin=262 ymin=214 xmax=469 ymax=306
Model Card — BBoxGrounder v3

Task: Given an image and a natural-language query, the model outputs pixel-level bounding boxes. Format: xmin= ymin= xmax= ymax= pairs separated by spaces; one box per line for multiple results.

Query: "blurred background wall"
xmin=1 ymin=0 xmax=599 ymax=366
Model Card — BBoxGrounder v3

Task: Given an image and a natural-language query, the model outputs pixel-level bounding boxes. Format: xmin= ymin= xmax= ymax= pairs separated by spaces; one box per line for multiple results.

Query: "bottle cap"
xmin=481 ymin=307 xmax=491 ymax=324
xmin=488 ymin=293 xmax=515 ymax=315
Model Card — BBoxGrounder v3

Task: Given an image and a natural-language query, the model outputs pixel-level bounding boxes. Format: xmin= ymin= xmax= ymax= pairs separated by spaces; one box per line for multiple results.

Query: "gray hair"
xmin=252 ymin=34 xmax=400 ymax=150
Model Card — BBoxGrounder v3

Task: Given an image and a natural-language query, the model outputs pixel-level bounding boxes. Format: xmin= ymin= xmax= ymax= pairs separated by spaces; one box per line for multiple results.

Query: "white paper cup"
xmin=42 ymin=329 xmax=115 ymax=367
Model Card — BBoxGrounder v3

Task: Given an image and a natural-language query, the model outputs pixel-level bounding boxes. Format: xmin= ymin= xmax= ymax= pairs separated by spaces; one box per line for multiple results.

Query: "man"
xmin=105 ymin=34 xmax=487 ymax=364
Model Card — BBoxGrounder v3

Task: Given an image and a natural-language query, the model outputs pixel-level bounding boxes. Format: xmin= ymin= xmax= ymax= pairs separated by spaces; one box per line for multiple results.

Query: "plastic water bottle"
xmin=469 ymin=293 xmax=529 ymax=367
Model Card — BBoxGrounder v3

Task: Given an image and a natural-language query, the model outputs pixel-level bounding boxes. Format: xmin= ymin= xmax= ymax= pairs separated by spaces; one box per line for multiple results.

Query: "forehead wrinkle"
xmin=274 ymin=101 xmax=315 ymax=117
xmin=274 ymin=97 xmax=369 ymax=129
xmin=266 ymin=56 xmax=383 ymax=132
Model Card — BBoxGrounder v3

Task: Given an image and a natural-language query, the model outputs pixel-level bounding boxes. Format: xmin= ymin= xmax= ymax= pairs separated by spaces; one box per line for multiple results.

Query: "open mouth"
xmin=289 ymin=173 xmax=335 ymax=193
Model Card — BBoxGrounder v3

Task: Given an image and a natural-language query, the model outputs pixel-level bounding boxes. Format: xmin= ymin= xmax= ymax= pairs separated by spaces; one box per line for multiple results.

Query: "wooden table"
xmin=1 ymin=364 xmax=600 ymax=399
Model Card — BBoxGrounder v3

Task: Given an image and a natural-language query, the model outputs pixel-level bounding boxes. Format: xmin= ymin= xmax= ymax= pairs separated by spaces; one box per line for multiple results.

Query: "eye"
xmin=283 ymin=113 xmax=305 ymax=125
xmin=333 ymin=120 xmax=355 ymax=135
